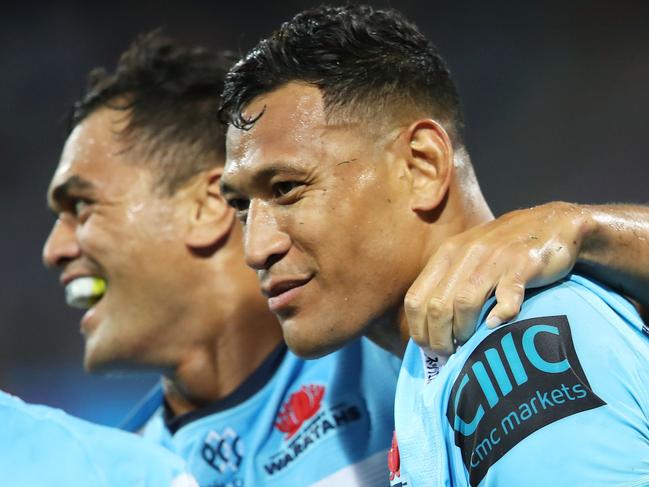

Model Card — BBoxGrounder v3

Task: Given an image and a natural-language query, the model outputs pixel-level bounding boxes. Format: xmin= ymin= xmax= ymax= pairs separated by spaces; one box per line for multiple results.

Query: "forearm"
xmin=576 ymin=204 xmax=649 ymax=309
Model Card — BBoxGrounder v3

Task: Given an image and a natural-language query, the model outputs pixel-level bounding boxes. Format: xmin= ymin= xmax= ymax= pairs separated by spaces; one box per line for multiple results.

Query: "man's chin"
xmin=84 ymin=341 xmax=173 ymax=375
xmin=83 ymin=345 xmax=136 ymax=374
xmin=83 ymin=353 xmax=109 ymax=373
xmin=282 ymin=323 xmax=349 ymax=359
xmin=83 ymin=347 xmax=120 ymax=373
xmin=82 ymin=331 xmax=109 ymax=372
xmin=84 ymin=353 xmax=156 ymax=375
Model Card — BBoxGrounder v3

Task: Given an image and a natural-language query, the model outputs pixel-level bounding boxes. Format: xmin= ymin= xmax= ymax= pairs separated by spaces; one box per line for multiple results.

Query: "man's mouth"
xmin=262 ymin=276 xmax=313 ymax=313
xmin=64 ymin=276 xmax=107 ymax=309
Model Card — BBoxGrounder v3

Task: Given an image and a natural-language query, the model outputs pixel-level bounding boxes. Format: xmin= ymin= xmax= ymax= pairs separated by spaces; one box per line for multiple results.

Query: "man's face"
xmin=223 ymin=83 xmax=421 ymax=358
xmin=43 ymin=108 xmax=200 ymax=371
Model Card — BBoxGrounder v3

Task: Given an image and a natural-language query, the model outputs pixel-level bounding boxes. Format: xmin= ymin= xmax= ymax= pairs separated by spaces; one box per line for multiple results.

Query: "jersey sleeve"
xmin=0 ymin=393 xmax=197 ymax=487
xmin=442 ymin=276 xmax=649 ymax=487
xmin=87 ymin=427 xmax=198 ymax=487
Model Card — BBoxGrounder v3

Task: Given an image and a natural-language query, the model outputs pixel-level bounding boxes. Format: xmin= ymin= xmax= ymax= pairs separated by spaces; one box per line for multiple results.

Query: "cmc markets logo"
xmin=264 ymin=384 xmax=364 ymax=476
xmin=201 ymin=427 xmax=244 ymax=486
xmin=446 ymin=315 xmax=605 ymax=486
xmin=275 ymin=384 xmax=325 ymax=438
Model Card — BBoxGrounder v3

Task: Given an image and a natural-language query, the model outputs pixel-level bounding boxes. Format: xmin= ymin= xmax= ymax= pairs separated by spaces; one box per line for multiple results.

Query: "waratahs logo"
xmin=388 ymin=431 xmax=400 ymax=481
xmin=388 ymin=432 xmax=410 ymax=487
xmin=264 ymin=383 xmax=365 ymax=476
xmin=275 ymin=384 xmax=325 ymax=439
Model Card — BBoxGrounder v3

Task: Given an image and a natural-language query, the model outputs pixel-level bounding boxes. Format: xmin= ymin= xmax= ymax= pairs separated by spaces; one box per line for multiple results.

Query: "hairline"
xmin=74 ymin=100 xmax=224 ymax=197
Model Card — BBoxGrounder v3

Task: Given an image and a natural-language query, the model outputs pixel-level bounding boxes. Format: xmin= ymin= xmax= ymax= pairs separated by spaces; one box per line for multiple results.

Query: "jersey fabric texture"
xmin=0 ymin=390 xmax=197 ymax=487
xmin=125 ymin=337 xmax=400 ymax=487
xmin=391 ymin=274 xmax=649 ymax=487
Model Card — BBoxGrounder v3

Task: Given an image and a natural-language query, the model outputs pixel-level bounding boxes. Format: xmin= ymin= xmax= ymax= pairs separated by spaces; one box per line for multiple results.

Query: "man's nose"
xmin=42 ymin=217 xmax=81 ymax=268
xmin=244 ymin=201 xmax=291 ymax=270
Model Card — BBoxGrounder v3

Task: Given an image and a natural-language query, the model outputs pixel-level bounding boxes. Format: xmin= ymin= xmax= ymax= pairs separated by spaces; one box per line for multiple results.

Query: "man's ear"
xmin=185 ymin=167 xmax=235 ymax=249
xmin=405 ymin=119 xmax=454 ymax=212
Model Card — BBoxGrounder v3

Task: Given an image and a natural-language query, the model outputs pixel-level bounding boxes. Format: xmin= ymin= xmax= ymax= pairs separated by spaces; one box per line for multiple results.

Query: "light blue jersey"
xmin=125 ymin=337 xmax=400 ymax=486
xmin=391 ymin=274 xmax=649 ymax=487
xmin=0 ymin=390 xmax=197 ymax=486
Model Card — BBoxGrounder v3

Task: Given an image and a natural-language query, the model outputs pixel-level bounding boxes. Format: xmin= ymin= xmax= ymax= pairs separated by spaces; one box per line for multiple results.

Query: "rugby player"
xmin=220 ymin=5 xmax=649 ymax=485
xmin=0 ymin=389 xmax=196 ymax=485
xmin=43 ymin=32 xmax=399 ymax=486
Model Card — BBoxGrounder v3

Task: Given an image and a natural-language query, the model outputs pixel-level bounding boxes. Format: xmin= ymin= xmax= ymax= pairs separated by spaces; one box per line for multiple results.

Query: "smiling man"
xmin=221 ymin=5 xmax=649 ymax=486
xmin=43 ymin=32 xmax=399 ymax=486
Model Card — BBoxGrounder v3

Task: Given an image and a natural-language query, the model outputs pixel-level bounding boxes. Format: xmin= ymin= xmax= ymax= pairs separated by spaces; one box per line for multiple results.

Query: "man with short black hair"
xmin=43 ymin=32 xmax=400 ymax=486
xmin=221 ymin=5 xmax=649 ymax=485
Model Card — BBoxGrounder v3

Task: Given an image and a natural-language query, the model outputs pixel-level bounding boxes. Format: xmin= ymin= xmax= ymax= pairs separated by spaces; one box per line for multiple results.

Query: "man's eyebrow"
xmin=221 ymin=162 xmax=306 ymax=196
xmin=256 ymin=163 xmax=305 ymax=179
xmin=49 ymin=175 xmax=95 ymax=207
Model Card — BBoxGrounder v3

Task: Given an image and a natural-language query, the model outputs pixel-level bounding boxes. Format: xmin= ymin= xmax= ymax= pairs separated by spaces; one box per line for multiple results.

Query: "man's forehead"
xmin=49 ymin=123 xmax=94 ymax=196
xmin=56 ymin=110 xmax=118 ymax=173
xmin=224 ymin=84 xmax=326 ymax=181
xmin=48 ymin=109 xmax=131 ymax=199
xmin=249 ymin=82 xmax=325 ymax=125
xmin=227 ymin=84 xmax=327 ymax=149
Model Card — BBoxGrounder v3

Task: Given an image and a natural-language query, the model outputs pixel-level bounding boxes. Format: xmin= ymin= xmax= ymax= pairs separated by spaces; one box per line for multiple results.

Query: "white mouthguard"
xmin=65 ymin=276 xmax=106 ymax=309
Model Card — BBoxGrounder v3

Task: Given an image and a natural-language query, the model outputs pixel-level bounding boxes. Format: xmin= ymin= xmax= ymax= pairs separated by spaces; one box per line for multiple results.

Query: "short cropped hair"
xmin=70 ymin=31 xmax=234 ymax=195
xmin=220 ymin=5 xmax=464 ymax=144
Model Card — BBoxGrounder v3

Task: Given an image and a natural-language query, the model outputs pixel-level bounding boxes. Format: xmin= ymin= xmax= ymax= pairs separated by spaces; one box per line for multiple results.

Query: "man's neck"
xmin=162 ymin=308 xmax=283 ymax=418
xmin=364 ymin=306 xmax=409 ymax=358
xmin=369 ymin=180 xmax=494 ymax=357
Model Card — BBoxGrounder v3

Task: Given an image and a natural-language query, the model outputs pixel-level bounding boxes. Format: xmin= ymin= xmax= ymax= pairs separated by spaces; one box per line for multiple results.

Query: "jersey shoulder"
xmin=395 ymin=275 xmax=649 ymax=487
xmin=441 ymin=274 xmax=649 ymax=486
xmin=0 ymin=391 xmax=195 ymax=487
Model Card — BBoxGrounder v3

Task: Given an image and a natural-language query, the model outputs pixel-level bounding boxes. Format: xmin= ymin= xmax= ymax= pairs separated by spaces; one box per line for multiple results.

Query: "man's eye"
xmin=72 ymin=199 xmax=92 ymax=218
xmin=273 ymin=181 xmax=301 ymax=198
xmin=228 ymin=198 xmax=250 ymax=212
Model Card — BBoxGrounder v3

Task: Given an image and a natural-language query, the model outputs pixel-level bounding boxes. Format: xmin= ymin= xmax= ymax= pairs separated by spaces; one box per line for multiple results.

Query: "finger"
xmin=405 ymin=245 xmax=453 ymax=347
xmin=425 ymin=296 xmax=455 ymax=355
xmin=424 ymin=244 xmax=486 ymax=354
xmin=403 ymin=290 xmax=428 ymax=347
xmin=453 ymin=270 xmax=497 ymax=344
xmin=485 ymin=270 xmax=528 ymax=328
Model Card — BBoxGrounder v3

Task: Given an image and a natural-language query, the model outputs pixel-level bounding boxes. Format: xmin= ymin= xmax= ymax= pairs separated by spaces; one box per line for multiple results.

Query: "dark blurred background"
xmin=1 ymin=0 xmax=647 ymax=426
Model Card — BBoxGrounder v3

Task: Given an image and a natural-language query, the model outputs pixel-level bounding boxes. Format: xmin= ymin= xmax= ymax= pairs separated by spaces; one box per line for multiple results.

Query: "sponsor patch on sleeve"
xmin=446 ymin=315 xmax=605 ymax=486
